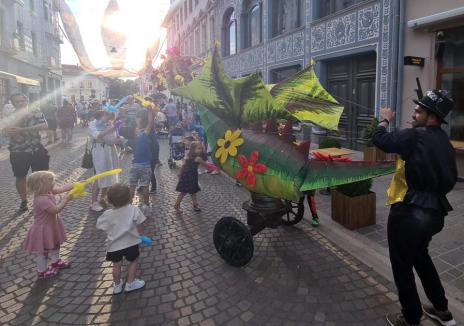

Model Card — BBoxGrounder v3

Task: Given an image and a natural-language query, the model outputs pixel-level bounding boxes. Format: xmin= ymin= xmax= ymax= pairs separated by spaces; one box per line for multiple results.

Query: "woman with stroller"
xmin=168 ymin=122 xmax=186 ymax=168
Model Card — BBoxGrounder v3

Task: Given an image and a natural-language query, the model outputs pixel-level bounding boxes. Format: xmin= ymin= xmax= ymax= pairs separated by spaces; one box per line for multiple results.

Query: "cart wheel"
xmin=282 ymin=198 xmax=304 ymax=226
xmin=213 ymin=216 xmax=254 ymax=267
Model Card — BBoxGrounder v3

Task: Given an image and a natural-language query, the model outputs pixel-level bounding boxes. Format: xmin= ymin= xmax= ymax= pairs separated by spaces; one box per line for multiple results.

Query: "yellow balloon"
xmin=133 ymin=95 xmax=159 ymax=112
xmin=69 ymin=169 xmax=122 ymax=198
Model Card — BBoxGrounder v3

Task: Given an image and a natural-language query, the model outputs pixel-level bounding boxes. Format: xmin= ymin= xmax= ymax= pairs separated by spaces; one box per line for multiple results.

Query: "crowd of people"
xmin=0 ymin=92 xmax=216 ymax=292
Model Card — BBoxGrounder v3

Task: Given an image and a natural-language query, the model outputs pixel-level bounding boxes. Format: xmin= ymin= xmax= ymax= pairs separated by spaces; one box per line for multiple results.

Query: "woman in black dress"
xmin=174 ymin=141 xmax=208 ymax=213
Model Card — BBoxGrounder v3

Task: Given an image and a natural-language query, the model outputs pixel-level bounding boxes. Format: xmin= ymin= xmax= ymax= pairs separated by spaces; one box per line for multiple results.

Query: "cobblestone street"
xmin=0 ymin=129 xmax=453 ymax=325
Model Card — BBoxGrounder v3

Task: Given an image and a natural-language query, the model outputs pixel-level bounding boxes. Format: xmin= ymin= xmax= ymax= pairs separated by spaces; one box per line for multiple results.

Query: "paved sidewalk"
xmin=0 ymin=128 xmax=455 ymax=325
xmin=313 ymin=166 xmax=464 ymax=303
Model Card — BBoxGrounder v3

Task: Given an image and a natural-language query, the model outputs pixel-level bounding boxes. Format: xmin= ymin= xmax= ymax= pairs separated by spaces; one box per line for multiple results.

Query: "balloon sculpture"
xmin=104 ymin=96 xmax=130 ymax=116
xmin=168 ymin=44 xmax=395 ymax=267
xmin=69 ymin=169 xmax=122 ymax=199
xmin=140 ymin=235 xmax=153 ymax=247
xmin=133 ymin=95 xmax=159 ymax=112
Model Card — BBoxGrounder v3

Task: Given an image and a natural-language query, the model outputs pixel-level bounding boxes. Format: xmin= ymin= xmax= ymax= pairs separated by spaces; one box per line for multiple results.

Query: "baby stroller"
xmin=168 ymin=126 xmax=185 ymax=169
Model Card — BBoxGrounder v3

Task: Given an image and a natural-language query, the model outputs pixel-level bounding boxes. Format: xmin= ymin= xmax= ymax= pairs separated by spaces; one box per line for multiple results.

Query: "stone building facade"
xmin=163 ymin=0 xmax=401 ymax=149
xmin=61 ymin=64 xmax=109 ymax=102
xmin=0 ymin=0 xmax=62 ymax=108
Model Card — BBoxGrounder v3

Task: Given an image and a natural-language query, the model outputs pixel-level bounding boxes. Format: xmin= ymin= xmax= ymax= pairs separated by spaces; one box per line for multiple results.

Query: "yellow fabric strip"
xmin=386 ymin=159 xmax=408 ymax=205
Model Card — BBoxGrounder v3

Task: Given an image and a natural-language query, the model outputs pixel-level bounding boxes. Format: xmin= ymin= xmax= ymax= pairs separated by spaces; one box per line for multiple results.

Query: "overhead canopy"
xmin=0 ymin=71 xmax=40 ymax=86
xmin=56 ymin=0 xmax=165 ymax=78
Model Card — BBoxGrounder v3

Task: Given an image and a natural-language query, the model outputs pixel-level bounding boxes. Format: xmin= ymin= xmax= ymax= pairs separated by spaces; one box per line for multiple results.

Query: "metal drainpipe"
xmin=393 ymin=0 xmax=405 ymax=130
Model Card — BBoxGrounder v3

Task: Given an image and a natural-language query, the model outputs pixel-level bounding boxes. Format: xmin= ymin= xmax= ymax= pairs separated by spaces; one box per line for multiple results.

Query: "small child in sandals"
xmin=174 ymin=141 xmax=209 ymax=212
xmin=24 ymin=171 xmax=74 ymax=279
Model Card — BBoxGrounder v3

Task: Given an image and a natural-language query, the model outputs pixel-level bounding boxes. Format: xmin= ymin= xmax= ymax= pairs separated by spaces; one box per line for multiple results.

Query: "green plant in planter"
xmin=336 ymin=178 xmax=373 ymax=197
xmin=319 ymin=137 xmax=341 ymax=149
xmin=362 ymin=117 xmax=379 ymax=147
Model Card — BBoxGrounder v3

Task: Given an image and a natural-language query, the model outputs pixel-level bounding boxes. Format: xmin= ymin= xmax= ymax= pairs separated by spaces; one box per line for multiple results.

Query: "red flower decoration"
xmin=313 ymin=151 xmax=352 ymax=162
xmin=235 ymin=151 xmax=267 ymax=187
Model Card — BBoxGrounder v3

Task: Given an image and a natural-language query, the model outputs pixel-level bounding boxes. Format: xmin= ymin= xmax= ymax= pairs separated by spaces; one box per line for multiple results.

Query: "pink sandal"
xmin=50 ymin=260 xmax=71 ymax=269
xmin=37 ymin=267 xmax=59 ymax=279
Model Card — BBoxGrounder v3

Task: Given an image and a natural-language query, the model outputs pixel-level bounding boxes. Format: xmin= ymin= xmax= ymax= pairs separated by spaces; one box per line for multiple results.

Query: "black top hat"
xmin=413 ymin=90 xmax=454 ymax=124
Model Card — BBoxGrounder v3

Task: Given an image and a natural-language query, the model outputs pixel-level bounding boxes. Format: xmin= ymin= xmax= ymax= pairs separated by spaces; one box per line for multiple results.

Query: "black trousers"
xmin=387 ymin=203 xmax=448 ymax=324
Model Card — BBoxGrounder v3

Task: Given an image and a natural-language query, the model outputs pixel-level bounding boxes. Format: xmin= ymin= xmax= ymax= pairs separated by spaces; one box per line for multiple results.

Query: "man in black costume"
xmin=372 ymin=90 xmax=457 ymax=326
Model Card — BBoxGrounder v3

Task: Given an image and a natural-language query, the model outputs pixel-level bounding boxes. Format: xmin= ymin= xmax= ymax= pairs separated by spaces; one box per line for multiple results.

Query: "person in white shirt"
xmin=75 ymin=96 xmax=89 ymax=127
xmin=96 ymin=183 xmax=147 ymax=294
xmin=164 ymin=98 xmax=178 ymax=128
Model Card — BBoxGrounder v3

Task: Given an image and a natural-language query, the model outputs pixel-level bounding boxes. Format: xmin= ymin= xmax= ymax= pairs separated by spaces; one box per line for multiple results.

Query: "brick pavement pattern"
xmin=0 ymin=130 xmax=412 ymax=325
xmin=315 ymin=171 xmax=464 ymax=297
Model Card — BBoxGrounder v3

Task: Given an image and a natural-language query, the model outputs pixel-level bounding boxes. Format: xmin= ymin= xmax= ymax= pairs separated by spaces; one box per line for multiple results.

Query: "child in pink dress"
xmin=24 ymin=171 xmax=74 ymax=279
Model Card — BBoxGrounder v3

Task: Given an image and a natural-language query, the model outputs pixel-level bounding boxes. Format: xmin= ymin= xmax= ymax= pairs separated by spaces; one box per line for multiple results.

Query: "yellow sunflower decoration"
xmin=215 ymin=129 xmax=244 ymax=164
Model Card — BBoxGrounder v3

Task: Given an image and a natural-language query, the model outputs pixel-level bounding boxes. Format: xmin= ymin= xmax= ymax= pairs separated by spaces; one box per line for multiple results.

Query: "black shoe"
xmin=19 ymin=200 xmax=28 ymax=212
xmin=386 ymin=313 xmax=420 ymax=326
xmin=423 ymin=305 xmax=456 ymax=326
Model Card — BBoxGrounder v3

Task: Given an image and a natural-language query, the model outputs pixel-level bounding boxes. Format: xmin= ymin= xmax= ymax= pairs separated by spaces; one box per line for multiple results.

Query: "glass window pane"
xmin=229 ymin=21 xmax=236 ymax=55
xmin=441 ymin=73 xmax=464 ymax=141
xmin=441 ymin=27 xmax=464 ymax=69
xmin=250 ymin=6 xmax=260 ymax=46
xmin=272 ymin=0 xmax=282 ymax=37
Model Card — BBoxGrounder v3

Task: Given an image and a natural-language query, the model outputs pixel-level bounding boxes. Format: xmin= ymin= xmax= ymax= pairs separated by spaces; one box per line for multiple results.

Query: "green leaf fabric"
xmin=172 ymin=45 xmax=286 ymax=128
xmin=300 ymin=160 xmax=395 ymax=192
xmin=270 ymin=65 xmax=344 ymax=131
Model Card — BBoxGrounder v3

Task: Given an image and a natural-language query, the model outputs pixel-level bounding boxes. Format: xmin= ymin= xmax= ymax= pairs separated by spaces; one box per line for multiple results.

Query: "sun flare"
xmin=61 ymin=0 xmax=169 ymax=73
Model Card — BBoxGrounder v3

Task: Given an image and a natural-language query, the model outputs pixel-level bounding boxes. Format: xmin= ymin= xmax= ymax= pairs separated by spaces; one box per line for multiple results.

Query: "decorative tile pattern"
xmin=358 ymin=4 xmax=380 ymax=41
xmin=379 ymin=0 xmax=391 ymax=108
xmin=305 ymin=0 xmax=312 ymax=64
xmin=275 ymin=35 xmax=293 ymax=61
xmin=293 ymin=31 xmax=305 ymax=56
xmin=310 ymin=23 xmax=326 ymax=52
xmin=326 ymin=13 xmax=357 ymax=49
xmin=240 ymin=46 xmax=264 ymax=71
xmin=267 ymin=42 xmax=276 ymax=63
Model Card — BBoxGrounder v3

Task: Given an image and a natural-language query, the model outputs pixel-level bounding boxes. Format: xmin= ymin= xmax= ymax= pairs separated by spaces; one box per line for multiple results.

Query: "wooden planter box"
xmin=456 ymin=150 xmax=464 ymax=179
xmin=331 ymin=189 xmax=376 ymax=230
xmin=363 ymin=146 xmax=386 ymax=161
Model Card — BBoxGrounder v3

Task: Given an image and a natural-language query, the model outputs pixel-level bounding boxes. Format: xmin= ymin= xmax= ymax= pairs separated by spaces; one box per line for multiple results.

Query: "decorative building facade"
xmin=163 ymin=0 xmax=401 ymax=149
xmin=0 ymin=0 xmax=62 ymax=106
xmin=61 ymin=64 xmax=109 ymax=102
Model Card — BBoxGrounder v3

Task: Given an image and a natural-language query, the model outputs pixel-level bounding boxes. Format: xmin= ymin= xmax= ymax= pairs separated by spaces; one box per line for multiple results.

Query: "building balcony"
xmin=0 ymin=37 xmax=18 ymax=56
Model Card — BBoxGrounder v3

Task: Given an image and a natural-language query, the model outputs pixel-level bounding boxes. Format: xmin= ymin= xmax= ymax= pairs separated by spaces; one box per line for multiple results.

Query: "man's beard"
xmin=411 ymin=120 xmax=425 ymax=128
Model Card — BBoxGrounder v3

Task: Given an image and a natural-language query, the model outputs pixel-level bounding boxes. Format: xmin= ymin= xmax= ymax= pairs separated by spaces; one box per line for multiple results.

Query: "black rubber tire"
xmin=213 ymin=216 xmax=254 ymax=267
xmin=282 ymin=198 xmax=305 ymax=226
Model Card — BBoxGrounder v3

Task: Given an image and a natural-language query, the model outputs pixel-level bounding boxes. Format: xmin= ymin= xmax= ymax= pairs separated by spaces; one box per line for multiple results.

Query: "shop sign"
xmin=404 ymin=56 xmax=425 ymax=67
